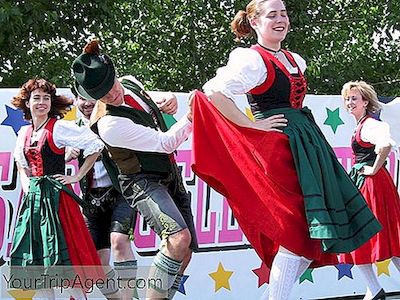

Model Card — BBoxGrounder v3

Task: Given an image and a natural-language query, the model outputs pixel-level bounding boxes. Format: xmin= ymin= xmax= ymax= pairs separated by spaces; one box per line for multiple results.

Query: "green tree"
xmin=0 ymin=0 xmax=398 ymax=96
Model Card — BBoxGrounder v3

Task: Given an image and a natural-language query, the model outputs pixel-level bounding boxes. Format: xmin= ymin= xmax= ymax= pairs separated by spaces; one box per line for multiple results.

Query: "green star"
xmin=299 ymin=268 xmax=314 ymax=283
xmin=323 ymin=107 xmax=344 ymax=133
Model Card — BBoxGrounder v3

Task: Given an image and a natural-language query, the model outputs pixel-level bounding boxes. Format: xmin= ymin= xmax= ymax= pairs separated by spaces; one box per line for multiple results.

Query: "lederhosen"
xmin=76 ymin=118 xmax=136 ymax=249
xmin=91 ymin=79 xmax=198 ymax=250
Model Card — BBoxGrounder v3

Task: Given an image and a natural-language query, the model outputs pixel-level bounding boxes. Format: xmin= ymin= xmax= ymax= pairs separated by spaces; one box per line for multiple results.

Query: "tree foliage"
xmin=0 ymin=0 xmax=398 ymax=95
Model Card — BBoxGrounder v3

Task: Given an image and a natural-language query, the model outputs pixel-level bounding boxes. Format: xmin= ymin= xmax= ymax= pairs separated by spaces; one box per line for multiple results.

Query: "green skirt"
xmin=9 ymin=176 xmax=82 ymax=288
xmin=255 ymin=107 xmax=381 ymax=253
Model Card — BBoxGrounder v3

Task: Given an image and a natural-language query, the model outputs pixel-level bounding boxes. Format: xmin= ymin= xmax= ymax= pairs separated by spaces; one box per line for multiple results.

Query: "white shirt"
xmin=79 ymin=118 xmax=112 ymax=188
xmin=359 ymin=118 xmax=395 ymax=153
xmin=203 ymin=47 xmax=307 ymax=101
xmin=96 ymin=77 xmax=192 ymax=154
xmin=14 ymin=119 xmax=104 ymax=168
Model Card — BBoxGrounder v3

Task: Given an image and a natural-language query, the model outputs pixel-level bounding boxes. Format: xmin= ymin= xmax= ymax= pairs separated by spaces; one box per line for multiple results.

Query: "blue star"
xmin=178 ymin=274 xmax=189 ymax=295
xmin=335 ymin=263 xmax=354 ymax=280
xmin=1 ymin=105 xmax=29 ymax=135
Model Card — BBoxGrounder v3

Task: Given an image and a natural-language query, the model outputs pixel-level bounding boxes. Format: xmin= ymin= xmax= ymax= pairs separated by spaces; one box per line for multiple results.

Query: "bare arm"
xmin=54 ymin=151 xmax=100 ymax=185
xmin=17 ymin=162 xmax=30 ymax=194
xmin=207 ymin=91 xmax=287 ymax=132
xmin=361 ymin=145 xmax=391 ymax=176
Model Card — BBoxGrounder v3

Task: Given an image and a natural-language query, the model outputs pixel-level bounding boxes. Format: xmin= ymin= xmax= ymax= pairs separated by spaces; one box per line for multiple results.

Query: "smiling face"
xmin=77 ymin=96 xmax=96 ymax=119
xmin=344 ymin=88 xmax=369 ymax=119
xmin=250 ymin=0 xmax=289 ymax=48
xmin=99 ymin=79 xmax=124 ymax=106
xmin=27 ymin=88 xmax=51 ymax=118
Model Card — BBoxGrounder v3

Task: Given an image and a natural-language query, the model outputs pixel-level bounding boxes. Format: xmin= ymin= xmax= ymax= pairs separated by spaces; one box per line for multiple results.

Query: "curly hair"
xmin=341 ymin=81 xmax=382 ymax=114
xmin=11 ymin=78 xmax=73 ymax=121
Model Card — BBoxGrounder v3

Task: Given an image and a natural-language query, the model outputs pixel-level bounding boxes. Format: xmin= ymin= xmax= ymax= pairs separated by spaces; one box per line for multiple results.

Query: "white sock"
xmin=259 ymin=256 xmax=311 ymax=300
xmin=357 ymin=264 xmax=382 ymax=300
xmin=295 ymin=256 xmax=312 ymax=282
xmin=268 ymin=251 xmax=301 ymax=300
xmin=392 ymin=256 xmax=400 ymax=273
xmin=32 ymin=289 xmax=55 ymax=300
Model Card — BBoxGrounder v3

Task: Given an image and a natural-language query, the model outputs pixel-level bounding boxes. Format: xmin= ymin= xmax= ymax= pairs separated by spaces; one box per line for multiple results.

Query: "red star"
xmin=252 ymin=262 xmax=270 ymax=287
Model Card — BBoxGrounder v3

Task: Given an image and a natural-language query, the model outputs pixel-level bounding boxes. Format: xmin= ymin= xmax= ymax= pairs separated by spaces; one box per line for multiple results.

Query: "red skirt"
xmin=340 ymin=167 xmax=400 ymax=264
xmin=59 ymin=188 xmax=104 ymax=286
xmin=191 ymin=91 xmax=338 ymax=268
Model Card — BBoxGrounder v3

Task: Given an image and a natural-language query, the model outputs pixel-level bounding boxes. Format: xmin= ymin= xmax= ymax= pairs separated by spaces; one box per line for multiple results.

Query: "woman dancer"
xmin=190 ymin=1 xmax=381 ymax=299
xmin=10 ymin=78 xmax=104 ymax=299
xmin=340 ymin=81 xmax=400 ymax=300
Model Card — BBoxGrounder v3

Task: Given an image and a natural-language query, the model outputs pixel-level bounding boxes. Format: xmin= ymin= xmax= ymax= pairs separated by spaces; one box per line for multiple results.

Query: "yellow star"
xmin=7 ymin=289 xmax=36 ymax=300
xmin=209 ymin=262 xmax=234 ymax=292
xmin=375 ymin=259 xmax=391 ymax=276
xmin=245 ymin=107 xmax=255 ymax=121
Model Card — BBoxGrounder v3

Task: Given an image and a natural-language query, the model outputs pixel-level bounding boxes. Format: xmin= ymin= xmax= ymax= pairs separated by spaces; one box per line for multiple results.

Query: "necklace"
xmin=32 ymin=117 xmax=49 ymax=139
xmin=257 ymin=43 xmax=281 ymax=57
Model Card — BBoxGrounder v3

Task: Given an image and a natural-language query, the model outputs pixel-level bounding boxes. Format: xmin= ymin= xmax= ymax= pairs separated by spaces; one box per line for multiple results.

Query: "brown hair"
xmin=83 ymin=39 xmax=101 ymax=55
xmin=231 ymin=0 xmax=275 ymax=41
xmin=11 ymin=78 xmax=73 ymax=121
xmin=341 ymin=81 xmax=382 ymax=114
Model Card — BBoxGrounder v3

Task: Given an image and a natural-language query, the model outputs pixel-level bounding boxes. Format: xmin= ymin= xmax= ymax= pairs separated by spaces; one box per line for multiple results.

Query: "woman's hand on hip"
xmin=252 ymin=114 xmax=287 ymax=132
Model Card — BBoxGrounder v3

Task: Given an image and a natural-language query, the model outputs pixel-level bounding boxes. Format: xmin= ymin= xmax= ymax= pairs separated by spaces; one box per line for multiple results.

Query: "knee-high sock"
xmin=295 ymin=256 xmax=312 ymax=282
xmin=268 ymin=251 xmax=301 ymax=300
xmin=148 ymin=252 xmax=182 ymax=297
xmin=259 ymin=256 xmax=312 ymax=300
xmin=114 ymin=260 xmax=138 ymax=299
xmin=32 ymin=289 xmax=55 ymax=300
xmin=357 ymin=264 xmax=382 ymax=300
xmin=168 ymin=273 xmax=183 ymax=299
xmin=98 ymin=269 xmax=121 ymax=299
xmin=392 ymin=257 xmax=400 ymax=273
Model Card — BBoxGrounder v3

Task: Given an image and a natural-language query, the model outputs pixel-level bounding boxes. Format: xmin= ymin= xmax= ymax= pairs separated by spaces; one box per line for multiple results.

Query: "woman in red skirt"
xmin=10 ymin=78 xmax=104 ymax=299
xmin=340 ymin=80 xmax=400 ymax=300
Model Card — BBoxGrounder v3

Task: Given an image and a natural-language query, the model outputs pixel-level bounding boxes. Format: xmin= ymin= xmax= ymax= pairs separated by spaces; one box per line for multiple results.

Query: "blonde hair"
xmin=341 ymin=81 xmax=382 ymax=114
xmin=231 ymin=0 xmax=273 ymax=41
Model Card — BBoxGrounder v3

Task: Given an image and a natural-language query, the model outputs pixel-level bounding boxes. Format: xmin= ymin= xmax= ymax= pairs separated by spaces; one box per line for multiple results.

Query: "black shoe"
xmin=371 ymin=288 xmax=386 ymax=300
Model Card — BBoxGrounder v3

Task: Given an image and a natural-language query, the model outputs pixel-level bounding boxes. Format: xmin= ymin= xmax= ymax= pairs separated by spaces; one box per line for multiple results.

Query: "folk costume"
xmin=192 ymin=44 xmax=381 ymax=269
xmin=11 ymin=118 xmax=104 ymax=291
xmin=340 ymin=115 xmax=400 ymax=264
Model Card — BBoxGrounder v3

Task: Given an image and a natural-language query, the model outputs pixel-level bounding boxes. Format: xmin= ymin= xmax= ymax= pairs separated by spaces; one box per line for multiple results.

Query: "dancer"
xmin=10 ymin=78 xmax=104 ymax=299
xmin=72 ymin=40 xmax=198 ymax=299
xmin=66 ymin=89 xmax=138 ymax=299
xmin=340 ymin=80 xmax=400 ymax=300
xmin=190 ymin=0 xmax=381 ymax=299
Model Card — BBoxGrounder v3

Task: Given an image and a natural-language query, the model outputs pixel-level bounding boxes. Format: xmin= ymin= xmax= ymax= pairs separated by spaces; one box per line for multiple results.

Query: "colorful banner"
xmin=0 ymin=89 xmax=399 ymax=299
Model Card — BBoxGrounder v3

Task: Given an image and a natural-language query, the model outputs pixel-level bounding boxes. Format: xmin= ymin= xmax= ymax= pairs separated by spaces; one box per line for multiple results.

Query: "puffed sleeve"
xmin=203 ymin=47 xmax=267 ymax=101
xmin=290 ymin=52 xmax=307 ymax=74
xmin=14 ymin=125 xmax=29 ymax=168
xmin=53 ymin=120 xmax=104 ymax=157
xmin=360 ymin=118 xmax=396 ymax=153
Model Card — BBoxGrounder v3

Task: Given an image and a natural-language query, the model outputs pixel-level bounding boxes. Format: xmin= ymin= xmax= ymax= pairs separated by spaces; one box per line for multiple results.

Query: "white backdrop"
xmin=0 ymin=88 xmax=399 ymax=299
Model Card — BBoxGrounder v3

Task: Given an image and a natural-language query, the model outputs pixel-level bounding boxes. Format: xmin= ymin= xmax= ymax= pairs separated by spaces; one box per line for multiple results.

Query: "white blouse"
xmin=14 ymin=119 xmax=104 ymax=168
xmin=203 ymin=47 xmax=307 ymax=100
xmin=360 ymin=118 xmax=395 ymax=153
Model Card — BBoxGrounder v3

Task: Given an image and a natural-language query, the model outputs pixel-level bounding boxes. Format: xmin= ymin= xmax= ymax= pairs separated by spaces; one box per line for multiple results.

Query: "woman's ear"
xmin=249 ymin=17 xmax=258 ymax=30
xmin=25 ymin=101 xmax=29 ymax=108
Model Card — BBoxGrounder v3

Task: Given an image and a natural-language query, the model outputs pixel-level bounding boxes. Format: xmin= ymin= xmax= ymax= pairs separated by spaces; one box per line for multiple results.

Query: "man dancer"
xmin=72 ymin=40 xmax=198 ymax=299
xmin=67 ymin=89 xmax=137 ymax=300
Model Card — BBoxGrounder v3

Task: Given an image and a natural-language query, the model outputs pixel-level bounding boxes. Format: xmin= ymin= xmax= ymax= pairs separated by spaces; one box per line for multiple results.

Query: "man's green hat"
xmin=72 ymin=52 xmax=115 ymax=100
